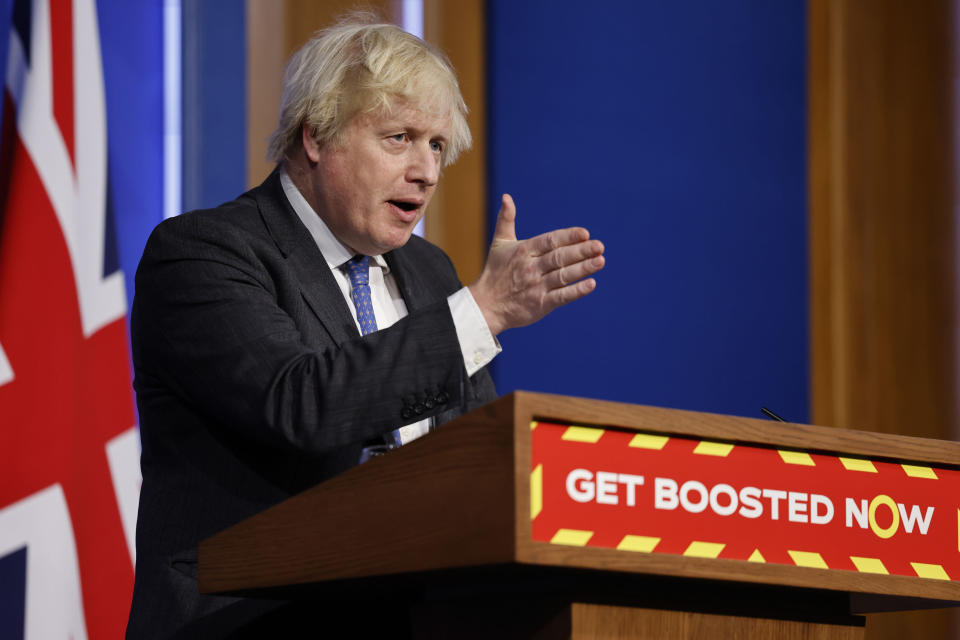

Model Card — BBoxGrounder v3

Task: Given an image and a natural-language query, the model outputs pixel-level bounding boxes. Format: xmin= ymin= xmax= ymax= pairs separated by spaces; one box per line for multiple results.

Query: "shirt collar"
xmin=279 ymin=167 xmax=389 ymax=273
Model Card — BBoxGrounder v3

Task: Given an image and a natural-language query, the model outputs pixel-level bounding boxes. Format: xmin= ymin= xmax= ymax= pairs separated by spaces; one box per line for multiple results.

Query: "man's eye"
xmin=390 ymin=133 xmax=406 ymax=142
xmin=430 ymin=140 xmax=444 ymax=153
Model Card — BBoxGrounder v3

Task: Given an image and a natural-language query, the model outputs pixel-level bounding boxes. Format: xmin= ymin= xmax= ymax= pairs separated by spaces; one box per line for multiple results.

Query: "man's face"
xmin=305 ymin=101 xmax=451 ymax=256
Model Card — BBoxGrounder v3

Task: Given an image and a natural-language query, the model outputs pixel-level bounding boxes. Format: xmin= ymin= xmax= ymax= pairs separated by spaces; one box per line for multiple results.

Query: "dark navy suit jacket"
xmin=125 ymin=170 xmax=497 ymax=638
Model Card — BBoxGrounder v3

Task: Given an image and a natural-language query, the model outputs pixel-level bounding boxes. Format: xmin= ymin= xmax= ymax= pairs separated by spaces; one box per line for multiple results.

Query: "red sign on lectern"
xmin=530 ymin=421 xmax=960 ymax=582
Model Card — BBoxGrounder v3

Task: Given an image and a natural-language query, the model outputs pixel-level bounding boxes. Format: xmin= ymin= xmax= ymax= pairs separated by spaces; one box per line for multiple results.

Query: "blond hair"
xmin=267 ymin=12 xmax=471 ymax=167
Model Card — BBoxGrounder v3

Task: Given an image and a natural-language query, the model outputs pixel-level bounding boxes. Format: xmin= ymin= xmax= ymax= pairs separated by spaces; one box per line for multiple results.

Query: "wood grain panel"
xmin=412 ymin=600 xmax=865 ymax=640
xmin=245 ymin=0 xmax=286 ymax=187
xmin=809 ymin=1 xmax=957 ymax=636
xmin=199 ymin=403 xmax=516 ymax=593
xmin=423 ymin=0 xmax=488 ymax=284
xmin=283 ymin=0 xmax=393 ymax=61
xmin=569 ymin=603 xmax=864 ymax=640
xmin=809 ymin=0 xmax=957 ymax=437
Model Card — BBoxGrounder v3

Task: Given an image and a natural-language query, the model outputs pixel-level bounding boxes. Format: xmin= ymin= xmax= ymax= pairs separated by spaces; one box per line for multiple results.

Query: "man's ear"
xmin=301 ymin=125 xmax=322 ymax=163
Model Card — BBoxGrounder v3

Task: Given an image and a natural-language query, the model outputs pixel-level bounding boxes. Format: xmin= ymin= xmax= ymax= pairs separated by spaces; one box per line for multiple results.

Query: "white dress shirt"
xmin=280 ymin=169 xmax=500 ymax=444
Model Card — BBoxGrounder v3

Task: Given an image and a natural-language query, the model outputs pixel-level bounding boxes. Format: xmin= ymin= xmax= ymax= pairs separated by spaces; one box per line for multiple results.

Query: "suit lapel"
xmin=252 ymin=170 xmax=358 ymax=346
xmin=385 ymin=248 xmax=429 ymax=312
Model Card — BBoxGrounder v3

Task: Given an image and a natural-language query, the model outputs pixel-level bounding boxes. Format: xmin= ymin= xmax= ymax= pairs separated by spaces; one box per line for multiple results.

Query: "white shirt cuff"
xmin=397 ymin=420 xmax=431 ymax=445
xmin=447 ymin=286 xmax=501 ymax=377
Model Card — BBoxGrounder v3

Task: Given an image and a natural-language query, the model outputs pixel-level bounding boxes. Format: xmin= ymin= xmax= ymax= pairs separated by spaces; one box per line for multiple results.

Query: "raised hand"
xmin=469 ymin=194 xmax=605 ymax=336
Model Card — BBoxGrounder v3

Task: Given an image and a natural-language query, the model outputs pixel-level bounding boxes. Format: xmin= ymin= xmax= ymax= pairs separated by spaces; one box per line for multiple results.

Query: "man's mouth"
xmin=388 ymin=200 xmax=420 ymax=212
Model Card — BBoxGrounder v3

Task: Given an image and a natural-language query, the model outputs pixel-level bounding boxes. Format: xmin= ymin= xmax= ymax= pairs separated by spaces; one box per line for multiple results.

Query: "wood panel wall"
xmin=246 ymin=0 xmax=487 ymax=283
xmin=809 ymin=0 xmax=957 ymax=638
xmin=422 ymin=0 xmax=488 ymax=284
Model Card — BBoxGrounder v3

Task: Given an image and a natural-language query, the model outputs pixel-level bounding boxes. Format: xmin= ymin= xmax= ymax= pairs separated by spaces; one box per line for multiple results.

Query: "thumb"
xmin=492 ymin=194 xmax=517 ymax=245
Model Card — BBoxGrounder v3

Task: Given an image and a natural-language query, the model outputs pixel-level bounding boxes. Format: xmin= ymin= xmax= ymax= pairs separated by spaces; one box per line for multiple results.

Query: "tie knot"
xmin=345 ymin=255 xmax=371 ymax=286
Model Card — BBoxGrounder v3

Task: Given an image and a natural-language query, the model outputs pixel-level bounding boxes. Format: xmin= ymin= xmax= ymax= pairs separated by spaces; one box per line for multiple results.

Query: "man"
xmin=126 ymin=14 xmax=604 ymax=638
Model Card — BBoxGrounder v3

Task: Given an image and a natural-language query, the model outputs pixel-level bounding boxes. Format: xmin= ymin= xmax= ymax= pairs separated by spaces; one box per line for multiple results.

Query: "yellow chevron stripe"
xmin=839 ymin=457 xmax=877 ymax=473
xmin=902 ymin=464 xmax=938 ymax=479
xmin=911 ymin=563 xmax=950 ymax=580
xmin=530 ymin=464 xmax=543 ymax=520
xmin=628 ymin=433 xmax=669 ymax=450
xmin=551 ymin=528 xmax=594 ymax=546
xmin=683 ymin=541 xmax=725 ymax=558
xmin=778 ymin=450 xmax=815 ymax=466
xmin=530 ymin=421 xmax=538 ymax=430
xmin=748 ymin=549 xmax=766 ymax=563
xmin=850 ymin=556 xmax=888 ymax=575
xmin=693 ymin=441 xmax=734 ymax=457
xmin=617 ymin=535 xmax=661 ymax=552
xmin=561 ymin=425 xmax=604 ymax=443
xmin=788 ymin=550 xmax=828 ymax=569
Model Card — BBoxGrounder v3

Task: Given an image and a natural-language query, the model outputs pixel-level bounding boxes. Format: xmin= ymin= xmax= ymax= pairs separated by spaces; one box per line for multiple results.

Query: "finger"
xmin=537 ymin=239 xmax=605 ymax=272
xmin=491 ymin=193 xmax=517 ymax=244
xmin=544 ymin=255 xmax=605 ymax=290
xmin=544 ymin=278 xmax=598 ymax=309
xmin=527 ymin=227 xmax=591 ymax=256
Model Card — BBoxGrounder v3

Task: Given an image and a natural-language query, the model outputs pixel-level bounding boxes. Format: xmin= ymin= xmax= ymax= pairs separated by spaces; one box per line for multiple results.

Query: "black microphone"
xmin=760 ymin=406 xmax=788 ymax=422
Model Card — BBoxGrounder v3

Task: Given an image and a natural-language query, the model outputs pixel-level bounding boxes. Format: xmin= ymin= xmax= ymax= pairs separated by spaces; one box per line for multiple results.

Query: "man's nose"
xmin=406 ymin=144 xmax=440 ymax=186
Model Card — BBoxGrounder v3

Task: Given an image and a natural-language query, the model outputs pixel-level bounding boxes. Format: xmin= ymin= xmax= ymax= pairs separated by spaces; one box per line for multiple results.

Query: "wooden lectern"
xmin=199 ymin=392 xmax=960 ymax=638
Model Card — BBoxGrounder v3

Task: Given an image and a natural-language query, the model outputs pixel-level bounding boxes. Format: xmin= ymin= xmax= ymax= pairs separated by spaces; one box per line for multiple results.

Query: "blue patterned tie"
xmin=344 ymin=255 xmax=378 ymax=335
xmin=345 ymin=255 xmax=402 ymax=448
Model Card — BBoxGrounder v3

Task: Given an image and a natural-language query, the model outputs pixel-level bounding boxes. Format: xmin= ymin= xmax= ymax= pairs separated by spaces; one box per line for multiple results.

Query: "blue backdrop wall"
xmin=486 ymin=0 xmax=809 ymax=422
xmin=181 ymin=0 xmax=246 ymax=212
xmin=98 ymin=0 xmax=165 ymax=309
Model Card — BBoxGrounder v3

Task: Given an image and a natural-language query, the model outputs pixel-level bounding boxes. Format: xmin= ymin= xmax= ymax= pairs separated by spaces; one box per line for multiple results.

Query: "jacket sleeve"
xmin=131 ymin=211 xmax=469 ymax=457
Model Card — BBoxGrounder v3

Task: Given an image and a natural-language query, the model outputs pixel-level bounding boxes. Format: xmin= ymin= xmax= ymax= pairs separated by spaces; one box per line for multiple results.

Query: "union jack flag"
xmin=0 ymin=0 xmax=142 ymax=637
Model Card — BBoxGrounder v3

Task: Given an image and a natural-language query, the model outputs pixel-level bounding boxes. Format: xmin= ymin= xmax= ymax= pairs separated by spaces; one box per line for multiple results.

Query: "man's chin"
xmin=366 ymin=228 xmax=417 ymax=255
